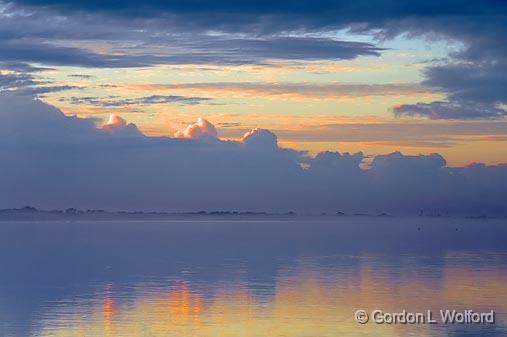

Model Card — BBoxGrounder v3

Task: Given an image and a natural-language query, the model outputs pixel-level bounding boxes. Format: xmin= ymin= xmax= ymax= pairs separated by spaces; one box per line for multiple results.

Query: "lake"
xmin=1 ymin=217 xmax=506 ymax=336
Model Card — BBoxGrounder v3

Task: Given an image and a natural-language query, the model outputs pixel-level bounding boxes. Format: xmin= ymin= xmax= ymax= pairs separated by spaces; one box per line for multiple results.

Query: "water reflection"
xmin=31 ymin=252 xmax=507 ymax=337
xmin=0 ymin=218 xmax=506 ymax=337
xmin=103 ymin=284 xmax=114 ymax=337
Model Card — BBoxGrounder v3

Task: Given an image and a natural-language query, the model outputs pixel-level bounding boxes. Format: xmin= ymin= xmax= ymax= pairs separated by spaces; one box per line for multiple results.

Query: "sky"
xmin=0 ymin=0 xmax=507 ymax=214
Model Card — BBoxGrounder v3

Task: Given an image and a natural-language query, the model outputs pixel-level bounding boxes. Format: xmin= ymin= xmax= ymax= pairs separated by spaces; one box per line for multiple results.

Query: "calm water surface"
xmin=1 ymin=217 xmax=506 ymax=337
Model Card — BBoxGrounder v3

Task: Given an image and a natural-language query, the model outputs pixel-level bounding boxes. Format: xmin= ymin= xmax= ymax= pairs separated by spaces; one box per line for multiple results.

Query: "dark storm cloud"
xmin=1 ymin=93 xmax=507 ymax=216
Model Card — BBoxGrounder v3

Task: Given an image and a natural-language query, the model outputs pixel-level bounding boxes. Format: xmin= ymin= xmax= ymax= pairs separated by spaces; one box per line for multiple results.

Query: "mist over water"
xmin=1 ymin=217 xmax=506 ymax=337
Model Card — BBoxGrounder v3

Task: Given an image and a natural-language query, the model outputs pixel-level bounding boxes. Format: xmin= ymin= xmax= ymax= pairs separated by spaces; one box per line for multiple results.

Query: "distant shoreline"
xmin=0 ymin=207 xmax=499 ymax=221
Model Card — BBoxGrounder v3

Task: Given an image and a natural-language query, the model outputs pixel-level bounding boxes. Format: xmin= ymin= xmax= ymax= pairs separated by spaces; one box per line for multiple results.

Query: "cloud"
xmin=379 ymin=10 xmax=507 ymax=119
xmin=122 ymin=82 xmax=429 ymax=100
xmin=101 ymin=113 xmax=142 ymax=137
xmin=68 ymin=74 xmax=93 ymax=79
xmin=103 ymin=113 xmax=127 ymax=128
xmin=242 ymin=128 xmax=278 ymax=150
xmin=394 ymin=102 xmax=507 ymax=120
xmin=217 ymin=122 xmax=242 ymax=128
xmin=9 ymin=0 xmax=505 ymax=32
xmin=0 ymin=92 xmax=98 ymax=144
xmin=21 ymin=85 xmax=79 ymax=95
xmin=1 ymin=61 xmax=77 ymax=95
xmin=1 ymin=0 xmax=505 ymax=120
xmin=174 ymin=117 xmax=218 ymax=139
xmin=0 ymin=2 xmax=385 ymax=68
xmin=370 ymin=151 xmax=447 ymax=173
xmin=0 ymin=93 xmax=506 ymax=216
xmin=309 ymin=151 xmax=364 ymax=175
xmin=0 ymin=40 xmax=174 ymax=68
xmin=0 ymin=0 xmax=504 ymax=75
xmin=0 ymin=61 xmax=52 ymax=73
xmin=410 ymin=58 xmax=507 ymax=119
xmin=0 ymin=37 xmax=381 ymax=68
xmin=203 ymin=37 xmax=382 ymax=62
xmin=0 ymin=71 xmax=35 ymax=90
xmin=216 ymin=120 xmax=507 ymax=149
xmin=422 ymin=62 xmax=507 ymax=104
xmin=63 ymin=94 xmax=211 ymax=107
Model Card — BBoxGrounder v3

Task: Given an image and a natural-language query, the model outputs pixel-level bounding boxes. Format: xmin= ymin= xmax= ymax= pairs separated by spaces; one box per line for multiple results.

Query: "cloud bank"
xmin=1 ymin=93 xmax=506 ymax=216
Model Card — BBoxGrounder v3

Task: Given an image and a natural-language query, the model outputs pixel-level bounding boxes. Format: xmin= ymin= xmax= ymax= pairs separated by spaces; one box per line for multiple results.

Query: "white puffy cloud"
xmin=0 ymin=93 xmax=506 ymax=216
xmin=174 ymin=117 xmax=218 ymax=139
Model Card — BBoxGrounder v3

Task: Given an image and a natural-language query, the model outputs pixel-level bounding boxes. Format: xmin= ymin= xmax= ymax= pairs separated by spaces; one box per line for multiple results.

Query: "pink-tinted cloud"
xmin=101 ymin=113 xmax=142 ymax=137
xmin=174 ymin=117 xmax=218 ymax=139
xmin=102 ymin=114 xmax=127 ymax=129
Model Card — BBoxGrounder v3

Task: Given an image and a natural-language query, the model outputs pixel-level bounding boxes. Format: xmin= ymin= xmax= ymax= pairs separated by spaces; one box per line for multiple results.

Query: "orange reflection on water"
xmin=37 ymin=254 xmax=507 ymax=337
xmin=103 ymin=283 xmax=115 ymax=337
xmin=167 ymin=282 xmax=203 ymax=326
